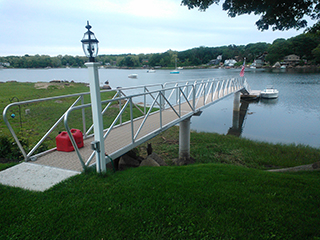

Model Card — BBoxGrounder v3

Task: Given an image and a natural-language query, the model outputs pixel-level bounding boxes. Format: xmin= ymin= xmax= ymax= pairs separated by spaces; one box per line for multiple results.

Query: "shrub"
xmin=0 ymin=135 xmax=23 ymax=162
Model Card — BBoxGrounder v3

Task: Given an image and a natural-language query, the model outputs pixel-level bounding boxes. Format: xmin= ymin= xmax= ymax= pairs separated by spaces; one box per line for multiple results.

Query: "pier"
xmin=3 ymin=78 xmax=250 ymax=173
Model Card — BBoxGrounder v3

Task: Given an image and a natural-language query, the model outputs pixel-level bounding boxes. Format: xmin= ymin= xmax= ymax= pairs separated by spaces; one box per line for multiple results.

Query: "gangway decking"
xmin=3 ymin=78 xmax=249 ymax=172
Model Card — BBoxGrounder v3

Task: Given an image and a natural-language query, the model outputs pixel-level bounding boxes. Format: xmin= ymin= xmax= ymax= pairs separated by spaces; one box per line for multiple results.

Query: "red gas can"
xmin=56 ymin=129 xmax=84 ymax=152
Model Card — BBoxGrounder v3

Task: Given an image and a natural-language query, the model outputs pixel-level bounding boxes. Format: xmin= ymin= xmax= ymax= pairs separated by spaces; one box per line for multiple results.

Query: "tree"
xmin=289 ymin=34 xmax=318 ymax=60
xmin=119 ymin=55 xmax=140 ymax=67
xmin=244 ymin=42 xmax=270 ymax=62
xmin=312 ymin=44 xmax=320 ymax=62
xmin=264 ymin=38 xmax=289 ymax=64
xmin=181 ymin=0 xmax=320 ymax=31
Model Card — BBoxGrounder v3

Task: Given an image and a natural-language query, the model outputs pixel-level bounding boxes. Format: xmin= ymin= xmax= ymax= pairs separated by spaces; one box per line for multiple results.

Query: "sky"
xmin=0 ymin=0 xmax=314 ymax=56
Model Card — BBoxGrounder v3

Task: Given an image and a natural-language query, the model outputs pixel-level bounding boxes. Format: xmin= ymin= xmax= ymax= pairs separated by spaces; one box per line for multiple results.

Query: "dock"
xmin=241 ymin=90 xmax=261 ymax=100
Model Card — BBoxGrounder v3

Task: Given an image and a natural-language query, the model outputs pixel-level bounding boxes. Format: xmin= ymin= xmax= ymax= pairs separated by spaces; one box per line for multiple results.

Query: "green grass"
xmin=138 ymin=127 xmax=320 ymax=170
xmin=0 ymin=82 xmax=93 ymax=148
xmin=1 ymin=165 xmax=320 ymax=239
xmin=1 ymin=82 xmax=320 ymax=239
xmin=0 ymin=82 xmax=152 ymax=158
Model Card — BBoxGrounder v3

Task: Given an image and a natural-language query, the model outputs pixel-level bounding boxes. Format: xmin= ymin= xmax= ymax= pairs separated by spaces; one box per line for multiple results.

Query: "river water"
xmin=1 ymin=67 xmax=319 ymax=148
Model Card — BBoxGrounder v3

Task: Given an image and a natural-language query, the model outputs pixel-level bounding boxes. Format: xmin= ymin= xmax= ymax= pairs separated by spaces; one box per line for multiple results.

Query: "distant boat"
xmin=261 ymin=85 xmax=279 ymax=99
xmin=128 ymin=74 xmax=138 ymax=78
xmin=170 ymin=58 xmax=180 ymax=74
xmin=147 ymin=69 xmax=156 ymax=73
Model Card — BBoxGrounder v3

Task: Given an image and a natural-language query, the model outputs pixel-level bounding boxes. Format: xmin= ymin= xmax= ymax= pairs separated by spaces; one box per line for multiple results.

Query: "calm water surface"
xmin=1 ymin=68 xmax=319 ymax=148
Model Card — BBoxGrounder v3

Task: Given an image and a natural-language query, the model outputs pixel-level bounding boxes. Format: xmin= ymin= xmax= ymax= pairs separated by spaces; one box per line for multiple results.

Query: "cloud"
xmin=0 ymin=0 xmax=310 ymax=56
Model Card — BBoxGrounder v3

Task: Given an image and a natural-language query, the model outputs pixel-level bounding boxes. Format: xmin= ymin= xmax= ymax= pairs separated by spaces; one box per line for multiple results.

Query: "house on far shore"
xmin=284 ymin=54 xmax=300 ymax=65
xmin=224 ymin=59 xmax=237 ymax=67
xmin=0 ymin=62 xmax=10 ymax=67
xmin=252 ymin=52 xmax=267 ymax=68
xmin=208 ymin=55 xmax=222 ymax=65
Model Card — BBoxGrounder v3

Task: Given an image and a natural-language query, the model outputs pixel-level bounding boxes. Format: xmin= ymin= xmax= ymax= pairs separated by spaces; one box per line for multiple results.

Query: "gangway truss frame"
xmin=3 ymin=77 xmax=248 ymax=171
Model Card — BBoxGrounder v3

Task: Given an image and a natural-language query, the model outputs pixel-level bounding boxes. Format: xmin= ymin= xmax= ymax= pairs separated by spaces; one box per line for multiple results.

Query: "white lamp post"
xmin=81 ymin=21 xmax=106 ymax=173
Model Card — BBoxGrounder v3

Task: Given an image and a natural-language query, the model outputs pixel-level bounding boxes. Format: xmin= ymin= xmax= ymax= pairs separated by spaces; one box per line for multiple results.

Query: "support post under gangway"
xmin=179 ymin=117 xmax=191 ymax=159
xmin=232 ymin=92 xmax=241 ymax=129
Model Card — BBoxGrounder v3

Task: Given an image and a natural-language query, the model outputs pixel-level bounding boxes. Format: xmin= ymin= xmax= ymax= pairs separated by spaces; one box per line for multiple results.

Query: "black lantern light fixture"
xmin=81 ymin=21 xmax=99 ymax=62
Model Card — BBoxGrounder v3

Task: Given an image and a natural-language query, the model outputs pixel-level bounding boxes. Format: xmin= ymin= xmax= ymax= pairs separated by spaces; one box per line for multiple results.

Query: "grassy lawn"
xmin=0 ymin=81 xmax=95 ymax=152
xmin=0 ymin=164 xmax=320 ymax=239
xmin=1 ymin=82 xmax=320 ymax=239
xmin=139 ymin=126 xmax=320 ymax=170
xmin=0 ymin=81 xmax=149 ymax=160
xmin=1 ymin=126 xmax=320 ymax=239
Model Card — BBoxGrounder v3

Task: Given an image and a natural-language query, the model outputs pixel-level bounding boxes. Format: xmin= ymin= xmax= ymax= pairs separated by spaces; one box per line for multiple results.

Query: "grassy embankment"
xmin=1 ymin=82 xmax=320 ymax=239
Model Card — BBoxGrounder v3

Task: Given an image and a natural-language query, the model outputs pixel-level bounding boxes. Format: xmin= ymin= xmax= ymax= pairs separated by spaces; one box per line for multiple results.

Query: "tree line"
xmin=1 ymin=32 xmax=320 ymax=69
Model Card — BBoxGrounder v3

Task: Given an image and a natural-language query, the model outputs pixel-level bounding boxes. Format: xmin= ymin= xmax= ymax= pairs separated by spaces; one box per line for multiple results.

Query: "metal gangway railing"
xmin=3 ymin=77 xmax=248 ymax=171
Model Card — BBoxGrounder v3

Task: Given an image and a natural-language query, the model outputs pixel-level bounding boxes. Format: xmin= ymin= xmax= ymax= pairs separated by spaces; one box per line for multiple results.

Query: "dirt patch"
xmin=34 ymin=82 xmax=69 ymax=89
xmin=267 ymin=161 xmax=320 ymax=172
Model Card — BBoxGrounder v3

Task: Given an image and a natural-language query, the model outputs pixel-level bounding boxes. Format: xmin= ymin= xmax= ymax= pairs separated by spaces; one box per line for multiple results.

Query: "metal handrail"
xmin=62 ymin=77 xmax=246 ymax=168
xmin=2 ymin=91 xmax=94 ymax=161
xmin=2 ymin=84 xmax=164 ymax=161
xmin=3 ymin=77 xmax=247 ymax=164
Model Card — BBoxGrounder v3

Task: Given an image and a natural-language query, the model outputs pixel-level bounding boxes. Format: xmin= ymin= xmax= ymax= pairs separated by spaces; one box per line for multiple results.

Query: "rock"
xmin=102 ymin=84 xmax=111 ymax=89
xmin=146 ymin=152 xmax=167 ymax=166
xmin=106 ymin=157 xmax=120 ymax=172
xmin=140 ymin=158 xmax=160 ymax=167
xmin=126 ymin=149 xmax=139 ymax=160
xmin=136 ymin=156 xmax=144 ymax=163
xmin=118 ymin=154 xmax=140 ymax=171
xmin=312 ymin=161 xmax=320 ymax=169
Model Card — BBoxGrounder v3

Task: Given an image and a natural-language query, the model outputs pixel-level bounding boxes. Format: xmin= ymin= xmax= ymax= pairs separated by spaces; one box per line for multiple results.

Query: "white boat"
xmin=147 ymin=69 xmax=156 ymax=73
xmin=261 ymin=86 xmax=279 ymax=99
xmin=128 ymin=74 xmax=138 ymax=78
xmin=170 ymin=58 xmax=180 ymax=74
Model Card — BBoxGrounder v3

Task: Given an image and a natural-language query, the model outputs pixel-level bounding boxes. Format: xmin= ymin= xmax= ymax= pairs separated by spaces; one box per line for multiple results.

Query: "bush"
xmin=0 ymin=135 xmax=25 ymax=162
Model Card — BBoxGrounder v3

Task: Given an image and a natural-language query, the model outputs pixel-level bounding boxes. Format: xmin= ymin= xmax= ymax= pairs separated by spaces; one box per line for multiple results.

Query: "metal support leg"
xmin=179 ymin=117 xmax=191 ymax=159
xmin=233 ymin=92 xmax=241 ymax=129
xmin=233 ymin=91 xmax=240 ymax=111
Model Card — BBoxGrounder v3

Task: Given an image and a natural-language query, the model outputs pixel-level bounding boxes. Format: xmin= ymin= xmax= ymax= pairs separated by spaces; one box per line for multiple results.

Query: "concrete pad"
xmin=0 ymin=162 xmax=80 ymax=192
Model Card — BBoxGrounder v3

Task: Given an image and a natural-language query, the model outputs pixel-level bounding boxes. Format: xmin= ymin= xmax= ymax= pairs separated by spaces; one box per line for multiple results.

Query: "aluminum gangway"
xmin=3 ymin=77 xmax=249 ymax=172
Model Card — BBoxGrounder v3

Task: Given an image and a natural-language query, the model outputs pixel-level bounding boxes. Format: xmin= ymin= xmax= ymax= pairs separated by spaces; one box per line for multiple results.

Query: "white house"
xmin=224 ymin=59 xmax=237 ymax=67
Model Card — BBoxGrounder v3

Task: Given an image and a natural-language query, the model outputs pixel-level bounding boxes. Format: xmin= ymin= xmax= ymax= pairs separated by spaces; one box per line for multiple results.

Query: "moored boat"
xmin=261 ymin=86 xmax=279 ymax=99
xmin=128 ymin=74 xmax=138 ymax=78
xmin=170 ymin=57 xmax=180 ymax=74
